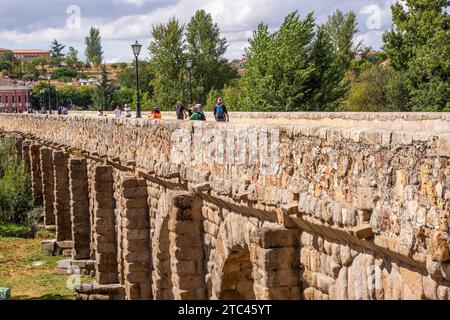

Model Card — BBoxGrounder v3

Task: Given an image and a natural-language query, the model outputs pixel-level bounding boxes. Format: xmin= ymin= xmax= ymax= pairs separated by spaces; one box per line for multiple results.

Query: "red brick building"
xmin=0 ymin=78 xmax=33 ymax=113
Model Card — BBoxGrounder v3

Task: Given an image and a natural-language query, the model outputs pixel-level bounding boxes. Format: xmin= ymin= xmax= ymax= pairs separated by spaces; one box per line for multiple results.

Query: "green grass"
xmin=0 ymin=237 xmax=93 ymax=300
xmin=0 ymin=223 xmax=33 ymax=238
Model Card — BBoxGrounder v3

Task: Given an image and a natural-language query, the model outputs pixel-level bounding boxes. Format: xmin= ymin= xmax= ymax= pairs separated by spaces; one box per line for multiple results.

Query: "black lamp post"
xmin=131 ymin=40 xmax=142 ymax=119
xmin=13 ymin=81 xmax=18 ymax=113
xmin=47 ymin=74 xmax=52 ymax=114
xmin=28 ymin=91 xmax=32 ymax=113
xmin=40 ymin=89 xmax=45 ymax=113
xmin=56 ymin=89 xmax=59 ymax=111
xmin=186 ymin=59 xmax=193 ymax=105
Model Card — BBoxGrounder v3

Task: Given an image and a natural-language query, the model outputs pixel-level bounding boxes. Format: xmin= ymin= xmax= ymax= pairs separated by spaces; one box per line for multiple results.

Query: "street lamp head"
xmin=131 ymin=40 xmax=142 ymax=58
xmin=47 ymin=74 xmax=51 ymax=81
xmin=186 ymin=59 xmax=193 ymax=69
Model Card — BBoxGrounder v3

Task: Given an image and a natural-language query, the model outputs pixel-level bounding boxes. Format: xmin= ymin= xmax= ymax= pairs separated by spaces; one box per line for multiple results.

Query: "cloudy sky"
xmin=0 ymin=0 xmax=397 ymax=62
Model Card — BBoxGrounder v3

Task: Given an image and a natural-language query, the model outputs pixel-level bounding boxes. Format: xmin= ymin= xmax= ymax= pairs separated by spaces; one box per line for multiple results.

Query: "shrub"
xmin=0 ymin=138 xmax=34 ymax=225
xmin=51 ymin=67 xmax=77 ymax=80
xmin=342 ymin=64 xmax=411 ymax=112
xmin=35 ymin=229 xmax=56 ymax=240
xmin=0 ymin=223 xmax=33 ymax=238
xmin=0 ymin=162 xmax=34 ymax=224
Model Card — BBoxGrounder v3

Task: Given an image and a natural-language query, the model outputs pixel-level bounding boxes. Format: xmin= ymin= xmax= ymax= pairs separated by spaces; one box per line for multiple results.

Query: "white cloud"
xmin=112 ymin=0 xmax=155 ymax=6
xmin=354 ymin=30 xmax=385 ymax=50
xmin=0 ymin=0 xmax=394 ymax=61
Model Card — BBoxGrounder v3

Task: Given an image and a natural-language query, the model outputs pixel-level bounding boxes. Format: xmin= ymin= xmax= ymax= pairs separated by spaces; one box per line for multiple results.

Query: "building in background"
xmin=0 ymin=78 xmax=33 ymax=113
xmin=0 ymin=48 xmax=51 ymax=62
xmin=230 ymin=58 xmax=246 ymax=76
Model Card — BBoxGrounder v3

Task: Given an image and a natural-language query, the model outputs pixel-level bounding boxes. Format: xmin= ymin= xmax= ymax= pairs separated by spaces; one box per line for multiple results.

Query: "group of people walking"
xmin=176 ymin=98 xmax=229 ymax=122
xmin=98 ymin=104 xmax=162 ymax=119
xmin=100 ymin=97 xmax=229 ymax=122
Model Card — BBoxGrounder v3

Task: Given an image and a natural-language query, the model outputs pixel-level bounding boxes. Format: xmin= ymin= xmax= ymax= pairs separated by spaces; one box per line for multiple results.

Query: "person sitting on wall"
xmin=187 ymin=104 xmax=194 ymax=118
xmin=149 ymin=108 xmax=162 ymax=119
xmin=189 ymin=105 xmax=202 ymax=121
xmin=196 ymin=104 xmax=206 ymax=121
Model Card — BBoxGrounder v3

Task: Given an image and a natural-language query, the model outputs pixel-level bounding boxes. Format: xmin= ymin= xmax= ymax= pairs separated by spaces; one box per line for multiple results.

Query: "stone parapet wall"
xmin=1 ymin=113 xmax=448 ymax=300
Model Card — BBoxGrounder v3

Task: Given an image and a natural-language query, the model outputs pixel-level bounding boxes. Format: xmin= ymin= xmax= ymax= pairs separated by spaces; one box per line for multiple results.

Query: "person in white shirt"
xmin=114 ymin=106 xmax=122 ymax=118
xmin=125 ymin=104 xmax=132 ymax=118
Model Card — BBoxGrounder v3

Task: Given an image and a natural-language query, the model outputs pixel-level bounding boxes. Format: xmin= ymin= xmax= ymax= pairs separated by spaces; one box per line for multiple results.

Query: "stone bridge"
xmin=0 ymin=112 xmax=449 ymax=300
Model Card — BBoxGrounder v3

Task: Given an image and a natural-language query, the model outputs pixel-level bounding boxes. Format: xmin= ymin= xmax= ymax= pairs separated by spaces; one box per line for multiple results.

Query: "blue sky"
xmin=0 ymin=0 xmax=396 ymax=62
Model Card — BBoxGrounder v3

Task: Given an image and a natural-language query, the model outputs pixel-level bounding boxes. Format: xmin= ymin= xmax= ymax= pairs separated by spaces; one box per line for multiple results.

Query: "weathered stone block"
xmin=171 ymin=274 xmax=206 ymax=290
xmin=41 ymin=240 xmax=57 ymax=256
xmin=357 ymin=187 xmax=376 ymax=211
xmin=171 ymin=247 xmax=204 ymax=261
xmin=250 ymin=227 xmax=298 ymax=249
xmin=429 ymin=231 xmax=450 ymax=262
xmin=436 ymin=135 xmax=450 ymax=157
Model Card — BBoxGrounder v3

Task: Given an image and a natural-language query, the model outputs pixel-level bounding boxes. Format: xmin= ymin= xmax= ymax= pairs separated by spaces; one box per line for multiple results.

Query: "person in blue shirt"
xmin=214 ymin=98 xmax=229 ymax=122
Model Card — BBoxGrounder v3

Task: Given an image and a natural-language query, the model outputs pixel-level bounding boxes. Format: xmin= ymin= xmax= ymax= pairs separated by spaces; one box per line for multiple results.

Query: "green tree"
xmin=325 ymin=10 xmax=361 ymax=70
xmin=51 ymin=67 xmax=77 ymax=80
xmin=65 ymin=46 xmax=80 ymax=69
xmin=149 ymin=17 xmax=186 ymax=109
xmin=92 ymin=65 xmax=117 ymax=110
xmin=32 ymin=81 xmax=58 ymax=110
xmin=241 ymin=23 xmax=278 ymax=111
xmin=117 ymin=60 xmax=153 ymax=94
xmin=85 ymin=27 xmax=104 ymax=69
xmin=50 ymin=39 xmax=66 ymax=59
xmin=307 ymin=26 xmax=348 ymax=111
xmin=186 ymin=10 xmax=236 ymax=104
xmin=30 ymin=57 xmax=49 ymax=77
xmin=59 ymin=86 xmax=95 ymax=109
xmin=11 ymin=61 xmax=24 ymax=79
xmin=343 ymin=64 xmax=410 ymax=112
xmin=0 ymin=50 xmax=14 ymax=75
xmin=0 ymin=138 xmax=33 ymax=225
xmin=23 ymin=60 xmax=40 ymax=80
xmin=111 ymin=88 xmax=134 ymax=110
xmin=0 ymin=50 xmax=14 ymax=63
xmin=242 ymin=11 xmax=346 ymax=111
xmin=118 ymin=63 xmax=128 ymax=71
xmin=67 ymin=46 xmax=78 ymax=59
xmin=221 ymin=80 xmax=245 ymax=111
xmin=50 ymin=39 xmax=66 ymax=67
xmin=383 ymin=0 xmax=449 ymax=111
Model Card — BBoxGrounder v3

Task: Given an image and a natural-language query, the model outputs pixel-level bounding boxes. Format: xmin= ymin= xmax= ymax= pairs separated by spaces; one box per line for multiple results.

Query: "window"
xmin=18 ymin=96 xmax=22 ymax=104
xmin=5 ymin=96 xmax=8 ymax=104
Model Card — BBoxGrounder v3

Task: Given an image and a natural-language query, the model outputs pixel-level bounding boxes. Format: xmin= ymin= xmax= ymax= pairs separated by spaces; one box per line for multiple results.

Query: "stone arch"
xmin=152 ymin=192 xmax=174 ymax=300
xmin=207 ymin=209 xmax=301 ymax=300
xmin=207 ymin=210 xmax=259 ymax=300
xmin=220 ymin=245 xmax=256 ymax=300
